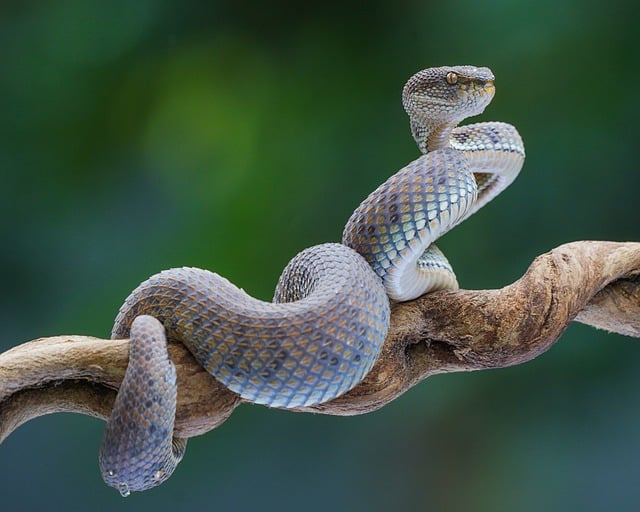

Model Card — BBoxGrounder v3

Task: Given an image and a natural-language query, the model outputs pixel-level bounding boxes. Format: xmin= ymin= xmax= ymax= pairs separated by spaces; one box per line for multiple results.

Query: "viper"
xmin=99 ymin=65 xmax=525 ymax=495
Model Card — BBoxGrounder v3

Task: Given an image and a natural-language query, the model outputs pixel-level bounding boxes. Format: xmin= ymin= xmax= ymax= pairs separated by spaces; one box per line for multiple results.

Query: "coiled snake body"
xmin=100 ymin=65 xmax=525 ymax=495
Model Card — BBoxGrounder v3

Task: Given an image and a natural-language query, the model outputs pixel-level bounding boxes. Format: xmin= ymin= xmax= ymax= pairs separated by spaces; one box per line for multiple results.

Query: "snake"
xmin=99 ymin=65 xmax=525 ymax=496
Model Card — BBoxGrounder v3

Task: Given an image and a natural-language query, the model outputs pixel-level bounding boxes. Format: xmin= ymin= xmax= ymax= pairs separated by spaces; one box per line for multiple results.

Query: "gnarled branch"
xmin=1 ymin=241 xmax=639 ymax=444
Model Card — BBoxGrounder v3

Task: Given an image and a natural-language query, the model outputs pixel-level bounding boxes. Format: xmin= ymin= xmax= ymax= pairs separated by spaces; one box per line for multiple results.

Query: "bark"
xmin=1 ymin=241 xmax=639 ymax=444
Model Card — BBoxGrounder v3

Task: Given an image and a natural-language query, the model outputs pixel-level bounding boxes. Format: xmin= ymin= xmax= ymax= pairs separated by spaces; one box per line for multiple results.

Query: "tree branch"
xmin=1 ymin=241 xmax=639 ymax=444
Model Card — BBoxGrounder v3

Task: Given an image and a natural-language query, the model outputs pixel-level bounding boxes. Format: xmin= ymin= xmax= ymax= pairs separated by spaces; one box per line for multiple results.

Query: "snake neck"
xmin=410 ymin=118 xmax=457 ymax=154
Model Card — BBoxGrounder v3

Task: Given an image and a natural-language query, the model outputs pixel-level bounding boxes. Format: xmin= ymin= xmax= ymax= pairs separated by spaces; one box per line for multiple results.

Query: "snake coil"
xmin=100 ymin=65 xmax=525 ymax=495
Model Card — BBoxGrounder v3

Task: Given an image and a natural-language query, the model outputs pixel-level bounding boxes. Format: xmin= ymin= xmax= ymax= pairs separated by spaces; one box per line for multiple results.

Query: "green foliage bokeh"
xmin=1 ymin=1 xmax=638 ymax=510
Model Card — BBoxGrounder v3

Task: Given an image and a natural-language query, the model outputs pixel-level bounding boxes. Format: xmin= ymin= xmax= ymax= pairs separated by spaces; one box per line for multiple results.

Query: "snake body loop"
xmin=111 ymin=244 xmax=390 ymax=410
xmin=343 ymin=66 xmax=524 ymax=300
xmin=100 ymin=65 xmax=525 ymax=494
xmin=342 ymin=148 xmax=477 ymax=300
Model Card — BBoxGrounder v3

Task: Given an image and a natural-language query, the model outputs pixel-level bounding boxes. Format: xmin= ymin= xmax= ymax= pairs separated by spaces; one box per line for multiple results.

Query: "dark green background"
xmin=1 ymin=1 xmax=639 ymax=510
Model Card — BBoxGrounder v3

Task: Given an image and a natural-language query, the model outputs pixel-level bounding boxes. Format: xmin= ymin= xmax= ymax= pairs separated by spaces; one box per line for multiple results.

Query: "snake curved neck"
xmin=411 ymin=116 xmax=526 ymax=214
xmin=410 ymin=118 xmax=456 ymax=154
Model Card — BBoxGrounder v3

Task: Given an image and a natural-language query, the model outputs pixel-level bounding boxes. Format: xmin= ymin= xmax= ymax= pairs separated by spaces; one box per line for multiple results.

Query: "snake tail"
xmin=100 ymin=315 xmax=187 ymax=495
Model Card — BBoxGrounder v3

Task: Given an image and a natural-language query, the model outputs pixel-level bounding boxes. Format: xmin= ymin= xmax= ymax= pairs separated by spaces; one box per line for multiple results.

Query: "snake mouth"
xmin=470 ymin=81 xmax=495 ymax=111
xmin=477 ymin=80 xmax=495 ymax=97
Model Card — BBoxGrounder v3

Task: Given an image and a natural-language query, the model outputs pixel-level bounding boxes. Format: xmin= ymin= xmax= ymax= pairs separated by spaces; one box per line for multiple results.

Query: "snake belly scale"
xmin=100 ymin=65 xmax=525 ymax=494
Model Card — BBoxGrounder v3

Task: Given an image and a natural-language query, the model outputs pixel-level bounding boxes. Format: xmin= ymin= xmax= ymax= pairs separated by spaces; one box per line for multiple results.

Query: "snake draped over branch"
xmin=83 ymin=65 xmax=526 ymax=496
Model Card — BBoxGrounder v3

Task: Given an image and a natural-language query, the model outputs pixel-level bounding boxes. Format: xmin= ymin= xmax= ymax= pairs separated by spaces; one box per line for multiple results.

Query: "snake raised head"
xmin=99 ymin=65 xmax=525 ymax=495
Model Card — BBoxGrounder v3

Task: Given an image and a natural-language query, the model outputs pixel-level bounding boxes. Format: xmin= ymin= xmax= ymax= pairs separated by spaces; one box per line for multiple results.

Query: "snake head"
xmin=402 ymin=65 xmax=495 ymax=125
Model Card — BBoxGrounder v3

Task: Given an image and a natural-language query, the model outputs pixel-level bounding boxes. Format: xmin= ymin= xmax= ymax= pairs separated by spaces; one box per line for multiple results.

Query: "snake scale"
xmin=99 ymin=65 xmax=525 ymax=495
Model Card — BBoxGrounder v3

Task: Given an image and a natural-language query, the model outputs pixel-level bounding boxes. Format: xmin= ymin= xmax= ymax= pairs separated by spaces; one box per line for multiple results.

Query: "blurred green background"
xmin=1 ymin=1 xmax=639 ymax=510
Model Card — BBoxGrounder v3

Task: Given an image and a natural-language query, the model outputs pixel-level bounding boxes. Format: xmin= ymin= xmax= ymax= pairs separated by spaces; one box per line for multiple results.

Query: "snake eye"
xmin=446 ymin=72 xmax=458 ymax=85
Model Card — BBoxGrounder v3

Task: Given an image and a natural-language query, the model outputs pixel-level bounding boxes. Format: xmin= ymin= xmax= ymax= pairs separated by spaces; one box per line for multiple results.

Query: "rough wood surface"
xmin=1 ymin=241 xmax=639 ymax=444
